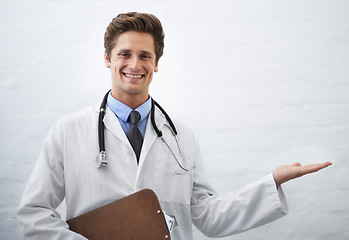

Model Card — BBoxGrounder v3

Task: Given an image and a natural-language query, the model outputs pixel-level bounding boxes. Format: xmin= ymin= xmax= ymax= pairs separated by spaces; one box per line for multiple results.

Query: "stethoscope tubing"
xmin=97 ymin=90 xmax=194 ymax=173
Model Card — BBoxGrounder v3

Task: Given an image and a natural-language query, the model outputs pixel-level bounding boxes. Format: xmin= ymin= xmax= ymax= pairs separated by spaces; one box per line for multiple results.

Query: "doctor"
xmin=17 ymin=12 xmax=331 ymax=240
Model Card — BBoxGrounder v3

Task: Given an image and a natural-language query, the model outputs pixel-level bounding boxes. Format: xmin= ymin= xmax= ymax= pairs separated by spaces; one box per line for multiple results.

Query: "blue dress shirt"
xmin=106 ymin=93 xmax=151 ymax=137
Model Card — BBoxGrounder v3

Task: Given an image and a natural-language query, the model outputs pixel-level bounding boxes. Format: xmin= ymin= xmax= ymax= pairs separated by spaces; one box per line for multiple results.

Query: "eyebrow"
xmin=117 ymin=49 xmax=131 ymax=54
xmin=117 ymin=49 xmax=154 ymax=57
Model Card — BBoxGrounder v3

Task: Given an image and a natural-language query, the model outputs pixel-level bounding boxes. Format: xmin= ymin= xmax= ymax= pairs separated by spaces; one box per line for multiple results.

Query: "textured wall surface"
xmin=1 ymin=0 xmax=348 ymax=239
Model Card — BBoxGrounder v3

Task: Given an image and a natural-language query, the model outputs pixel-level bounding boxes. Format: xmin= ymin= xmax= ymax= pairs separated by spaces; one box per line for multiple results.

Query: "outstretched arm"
xmin=273 ymin=162 xmax=332 ymax=188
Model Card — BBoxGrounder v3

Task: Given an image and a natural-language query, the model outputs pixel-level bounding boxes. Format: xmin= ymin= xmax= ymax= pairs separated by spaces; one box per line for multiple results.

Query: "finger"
xmin=323 ymin=161 xmax=332 ymax=167
xmin=312 ymin=162 xmax=332 ymax=170
xmin=301 ymin=162 xmax=332 ymax=175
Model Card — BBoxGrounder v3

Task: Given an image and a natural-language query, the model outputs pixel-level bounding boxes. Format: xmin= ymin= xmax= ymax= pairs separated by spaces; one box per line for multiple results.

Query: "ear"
xmin=154 ymin=65 xmax=158 ymax=73
xmin=104 ymin=50 xmax=110 ymax=68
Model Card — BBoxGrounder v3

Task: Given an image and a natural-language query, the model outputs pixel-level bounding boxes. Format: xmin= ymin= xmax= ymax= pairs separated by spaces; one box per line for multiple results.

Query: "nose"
xmin=128 ymin=56 xmax=141 ymax=70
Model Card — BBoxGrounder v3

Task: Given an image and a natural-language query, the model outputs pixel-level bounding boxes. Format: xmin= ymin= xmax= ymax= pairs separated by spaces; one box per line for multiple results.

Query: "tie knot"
xmin=129 ymin=111 xmax=141 ymax=124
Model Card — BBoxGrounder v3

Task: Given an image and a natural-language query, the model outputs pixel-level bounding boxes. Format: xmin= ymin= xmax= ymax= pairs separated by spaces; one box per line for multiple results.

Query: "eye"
xmin=140 ymin=53 xmax=151 ymax=59
xmin=118 ymin=52 xmax=130 ymax=58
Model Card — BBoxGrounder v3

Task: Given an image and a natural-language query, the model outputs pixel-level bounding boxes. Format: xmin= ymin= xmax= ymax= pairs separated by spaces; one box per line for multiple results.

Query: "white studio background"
xmin=1 ymin=0 xmax=349 ymax=239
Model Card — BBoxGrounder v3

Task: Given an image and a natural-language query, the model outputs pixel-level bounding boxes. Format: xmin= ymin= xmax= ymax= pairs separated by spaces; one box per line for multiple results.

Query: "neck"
xmin=111 ymin=90 xmax=148 ymax=110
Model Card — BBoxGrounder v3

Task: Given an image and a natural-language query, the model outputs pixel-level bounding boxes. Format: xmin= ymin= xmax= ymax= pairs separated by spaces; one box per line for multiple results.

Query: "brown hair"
xmin=104 ymin=12 xmax=165 ymax=65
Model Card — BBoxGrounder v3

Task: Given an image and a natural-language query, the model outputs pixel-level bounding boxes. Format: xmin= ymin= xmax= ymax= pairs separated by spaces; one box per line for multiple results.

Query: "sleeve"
xmin=16 ymin=121 xmax=87 ymax=240
xmin=190 ymin=138 xmax=289 ymax=238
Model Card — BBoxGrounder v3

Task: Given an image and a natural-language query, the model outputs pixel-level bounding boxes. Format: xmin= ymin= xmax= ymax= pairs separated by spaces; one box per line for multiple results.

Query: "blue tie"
xmin=127 ymin=111 xmax=143 ymax=163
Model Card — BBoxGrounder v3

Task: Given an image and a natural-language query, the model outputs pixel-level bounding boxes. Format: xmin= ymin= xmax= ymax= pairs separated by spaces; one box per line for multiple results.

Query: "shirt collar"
xmin=107 ymin=92 xmax=152 ymax=123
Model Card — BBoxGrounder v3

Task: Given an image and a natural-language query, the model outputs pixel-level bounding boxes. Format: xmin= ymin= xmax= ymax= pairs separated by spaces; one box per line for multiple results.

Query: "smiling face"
xmin=105 ymin=31 xmax=158 ymax=106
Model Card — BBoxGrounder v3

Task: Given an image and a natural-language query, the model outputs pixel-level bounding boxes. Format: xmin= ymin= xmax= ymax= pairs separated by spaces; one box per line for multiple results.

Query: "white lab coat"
xmin=17 ymin=102 xmax=288 ymax=240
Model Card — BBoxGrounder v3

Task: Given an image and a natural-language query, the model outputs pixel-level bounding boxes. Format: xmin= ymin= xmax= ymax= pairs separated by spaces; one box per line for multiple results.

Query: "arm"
xmin=17 ymin=121 xmax=87 ymax=240
xmin=191 ymin=173 xmax=288 ymax=238
xmin=190 ymin=136 xmax=288 ymax=238
xmin=273 ymin=162 xmax=332 ymax=188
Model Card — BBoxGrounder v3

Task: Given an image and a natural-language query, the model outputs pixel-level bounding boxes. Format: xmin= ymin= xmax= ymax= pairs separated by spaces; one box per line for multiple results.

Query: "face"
xmin=105 ymin=31 xmax=158 ymax=103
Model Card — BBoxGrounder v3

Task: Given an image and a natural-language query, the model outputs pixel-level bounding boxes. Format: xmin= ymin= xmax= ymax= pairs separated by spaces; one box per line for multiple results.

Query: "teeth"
xmin=124 ymin=73 xmax=143 ymax=79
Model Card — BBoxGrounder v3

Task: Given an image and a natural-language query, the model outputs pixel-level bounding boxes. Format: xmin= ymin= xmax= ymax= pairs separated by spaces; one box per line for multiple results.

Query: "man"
xmin=17 ymin=12 xmax=331 ymax=239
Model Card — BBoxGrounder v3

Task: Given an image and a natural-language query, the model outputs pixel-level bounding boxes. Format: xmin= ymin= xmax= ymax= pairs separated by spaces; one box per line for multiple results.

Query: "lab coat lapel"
xmin=137 ymin=108 xmax=166 ymax=170
xmin=103 ymin=106 xmax=130 ymax=147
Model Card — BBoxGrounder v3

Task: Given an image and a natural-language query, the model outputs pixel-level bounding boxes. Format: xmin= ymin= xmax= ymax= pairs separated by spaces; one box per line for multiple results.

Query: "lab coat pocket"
xmin=154 ymin=153 xmax=191 ymax=205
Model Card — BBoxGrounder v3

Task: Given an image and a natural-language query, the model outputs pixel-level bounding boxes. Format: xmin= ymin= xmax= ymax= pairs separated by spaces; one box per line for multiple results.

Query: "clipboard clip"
xmin=159 ymin=210 xmax=178 ymax=234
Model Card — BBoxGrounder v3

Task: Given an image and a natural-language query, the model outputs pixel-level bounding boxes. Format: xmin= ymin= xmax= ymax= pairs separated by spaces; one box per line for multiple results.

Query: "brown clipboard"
xmin=67 ymin=189 xmax=171 ymax=240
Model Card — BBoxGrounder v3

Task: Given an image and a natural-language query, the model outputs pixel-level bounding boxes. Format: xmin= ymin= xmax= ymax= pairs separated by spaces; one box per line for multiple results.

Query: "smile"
xmin=123 ymin=73 xmax=144 ymax=79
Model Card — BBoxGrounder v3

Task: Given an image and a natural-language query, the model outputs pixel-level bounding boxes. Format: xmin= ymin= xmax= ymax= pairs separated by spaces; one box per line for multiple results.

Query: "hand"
xmin=273 ymin=161 xmax=332 ymax=188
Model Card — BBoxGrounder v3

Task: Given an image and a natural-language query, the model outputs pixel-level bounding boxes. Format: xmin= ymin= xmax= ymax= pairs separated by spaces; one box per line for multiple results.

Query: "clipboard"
xmin=67 ymin=189 xmax=171 ymax=240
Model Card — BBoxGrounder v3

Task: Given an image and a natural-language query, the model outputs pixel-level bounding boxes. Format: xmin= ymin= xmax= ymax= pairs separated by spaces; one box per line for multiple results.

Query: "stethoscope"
xmin=96 ymin=90 xmax=195 ymax=174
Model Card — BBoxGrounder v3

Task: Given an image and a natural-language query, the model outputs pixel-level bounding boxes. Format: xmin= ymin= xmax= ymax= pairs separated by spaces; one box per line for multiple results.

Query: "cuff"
xmin=268 ymin=173 xmax=289 ymax=215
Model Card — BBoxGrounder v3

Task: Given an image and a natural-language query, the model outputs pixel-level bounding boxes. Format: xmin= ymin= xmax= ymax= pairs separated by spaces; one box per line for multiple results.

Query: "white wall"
xmin=1 ymin=0 xmax=348 ymax=239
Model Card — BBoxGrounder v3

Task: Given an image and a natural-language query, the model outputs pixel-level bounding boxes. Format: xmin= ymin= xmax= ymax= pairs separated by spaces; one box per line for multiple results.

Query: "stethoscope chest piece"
xmin=96 ymin=151 xmax=107 ymax=169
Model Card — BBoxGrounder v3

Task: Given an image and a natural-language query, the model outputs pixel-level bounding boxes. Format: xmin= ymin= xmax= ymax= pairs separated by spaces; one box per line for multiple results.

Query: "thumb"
xmin=292 ymin=162 xmax=302 ymax=167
